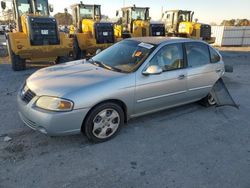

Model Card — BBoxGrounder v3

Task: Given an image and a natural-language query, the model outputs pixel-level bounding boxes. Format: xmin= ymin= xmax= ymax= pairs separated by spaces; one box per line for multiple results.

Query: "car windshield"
xmin=17 ymin=0 xmax=32 ymax=15
xmin=131 ymin=8 xmax=147 ymax=20
xmin=35 ymin=0 xmax=49 ymax=16
xmin=91 ymin=40 xmax=155 ymax=73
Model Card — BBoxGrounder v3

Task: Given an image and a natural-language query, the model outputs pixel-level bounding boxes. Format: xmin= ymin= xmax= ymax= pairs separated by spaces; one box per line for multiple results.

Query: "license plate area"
xmin=41 ymin=30 xmax=49 ymax=35
xmin=103 ymin=32 xmax=108 ymax=36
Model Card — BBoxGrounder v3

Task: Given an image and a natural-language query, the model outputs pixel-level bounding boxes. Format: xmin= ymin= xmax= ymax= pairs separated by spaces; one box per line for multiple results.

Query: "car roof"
xmin=126 ymin=37 xmax=198 ymax=46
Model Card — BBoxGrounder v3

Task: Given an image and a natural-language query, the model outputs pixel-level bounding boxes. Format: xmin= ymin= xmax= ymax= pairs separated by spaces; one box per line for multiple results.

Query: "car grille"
xmin=19 ymin=112 xmax=36 ymax=129
xmin=21 ymin=87 xmax=36 ymax=104
xmin=28 ymin=16 xmax=60 ymax=46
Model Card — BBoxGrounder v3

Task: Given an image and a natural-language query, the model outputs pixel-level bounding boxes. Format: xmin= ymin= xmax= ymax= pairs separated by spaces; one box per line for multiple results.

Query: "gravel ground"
xmin=0 ymin=47 xmax=250 ymax=188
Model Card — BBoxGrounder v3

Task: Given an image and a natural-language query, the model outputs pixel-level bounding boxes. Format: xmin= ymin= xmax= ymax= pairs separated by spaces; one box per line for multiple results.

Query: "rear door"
xmin=208 ymin=47 xmax=238 ymax=108
xmin=184 ymin=42 xmax=222 ymax=101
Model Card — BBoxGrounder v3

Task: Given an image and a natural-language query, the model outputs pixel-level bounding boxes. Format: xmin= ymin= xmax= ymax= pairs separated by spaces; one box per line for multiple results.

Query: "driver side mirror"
xmin=49 ymin=4 xmax=54 ymax=12
xmin=147 ymin=16 xmax=151 ymax=21
xmin=142 ymin=65 xmax=163 ymax=75
xmin=1 ymin=1 xmax=6 ymax=10
xmin=116 ymin=10 xmax=119 ymax=17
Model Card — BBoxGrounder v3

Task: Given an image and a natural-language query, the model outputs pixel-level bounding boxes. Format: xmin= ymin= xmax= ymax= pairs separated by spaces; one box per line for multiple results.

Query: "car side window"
xmin=149 ymin=43 xmax=184 ymax=71
xmin=210 ymin=47 xmax=221 ymax=63
xmin=185 ymin=42 xmax=210 ymax=67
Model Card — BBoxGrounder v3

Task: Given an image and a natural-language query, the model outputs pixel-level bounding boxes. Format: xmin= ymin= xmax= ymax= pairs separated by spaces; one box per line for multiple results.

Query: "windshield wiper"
xmin=89 ymin=58 xmax=126 ymax=73
xmin=89 ymin=59 xmax=111 ymax=70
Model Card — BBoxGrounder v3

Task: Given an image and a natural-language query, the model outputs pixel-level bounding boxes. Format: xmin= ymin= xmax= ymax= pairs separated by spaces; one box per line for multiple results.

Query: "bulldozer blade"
xmin=210 ymin=78 xmax=239 ymax=109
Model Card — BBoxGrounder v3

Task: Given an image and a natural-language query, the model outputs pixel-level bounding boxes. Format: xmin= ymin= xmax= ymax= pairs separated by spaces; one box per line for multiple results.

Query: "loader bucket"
xmin=210 ymin=78 xmax=239 ymax=109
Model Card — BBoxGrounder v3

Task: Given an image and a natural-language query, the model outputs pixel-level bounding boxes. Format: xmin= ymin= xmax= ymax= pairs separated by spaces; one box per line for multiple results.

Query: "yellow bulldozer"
xmin=115 ymin=5 xmax=165 ymax=38
xmin=1 ymin=0 xmax=73 ymax=71
xmin=162 ymin=10 xmax=215 ymax=43
xmin=70 ymin=2 xmax=117 ymax=59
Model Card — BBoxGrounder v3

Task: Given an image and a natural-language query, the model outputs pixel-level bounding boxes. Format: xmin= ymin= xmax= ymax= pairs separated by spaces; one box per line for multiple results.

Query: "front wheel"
xmin=84 ymin=103 xmax=124 ymax=143
xmin=7 ymin=36 xmax=26 ymax=71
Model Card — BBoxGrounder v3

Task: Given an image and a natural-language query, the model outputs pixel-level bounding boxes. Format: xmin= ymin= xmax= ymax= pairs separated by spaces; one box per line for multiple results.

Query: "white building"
xmin=212 ymin=26 xmax=250 ymax=46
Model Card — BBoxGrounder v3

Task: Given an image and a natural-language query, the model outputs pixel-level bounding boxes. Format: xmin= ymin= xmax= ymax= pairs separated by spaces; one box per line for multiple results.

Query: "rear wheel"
xmin=84 ymin=103 xmax=124 ymax=143
xmin=73 ymin=37 xmax=86 ymax=60
xmin=7 ymin=36 xmax=26 ymax=71
xmin=199 ymin=93 xmax=216 ymax=107
xmin=122 ymin=32 xmax=131 ymax=39
xmin=56 ymin=56 xmax=70 ymax=64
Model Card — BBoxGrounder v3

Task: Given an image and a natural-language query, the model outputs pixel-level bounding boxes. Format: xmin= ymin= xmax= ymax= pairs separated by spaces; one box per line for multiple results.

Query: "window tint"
xmin=149 ymin=43 xmax=184 ymax=71
xmin=210 ymin=47 xmax=221 ymax=63
xmin=185 ymin=42 xmax=210 ymax=67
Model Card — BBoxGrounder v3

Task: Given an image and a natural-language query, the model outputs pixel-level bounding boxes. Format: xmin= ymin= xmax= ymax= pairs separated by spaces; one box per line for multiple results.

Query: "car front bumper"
xmin=17 ymin=94 xmax=90 ymax=136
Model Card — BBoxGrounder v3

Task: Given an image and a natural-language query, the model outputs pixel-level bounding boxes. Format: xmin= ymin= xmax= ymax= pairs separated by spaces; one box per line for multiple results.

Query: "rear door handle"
xmin=216 ymin=69 xmax=222 ymax=73
xmin=178 ymin=74 xmax=185 ymax=80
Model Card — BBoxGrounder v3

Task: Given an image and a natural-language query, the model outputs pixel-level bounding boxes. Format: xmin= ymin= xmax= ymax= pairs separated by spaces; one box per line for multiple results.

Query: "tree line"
xmin=220 ymin=19 xmax=250 ymax=26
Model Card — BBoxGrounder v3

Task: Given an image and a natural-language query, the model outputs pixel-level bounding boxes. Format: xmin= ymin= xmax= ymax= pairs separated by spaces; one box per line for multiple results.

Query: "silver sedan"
xmin=17 ymin=37 xmax=225 ymax=142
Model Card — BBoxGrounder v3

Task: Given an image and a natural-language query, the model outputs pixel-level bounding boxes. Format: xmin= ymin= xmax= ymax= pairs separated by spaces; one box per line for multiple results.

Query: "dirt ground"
xmin=0 ymin=42 xmax=250 ymax=188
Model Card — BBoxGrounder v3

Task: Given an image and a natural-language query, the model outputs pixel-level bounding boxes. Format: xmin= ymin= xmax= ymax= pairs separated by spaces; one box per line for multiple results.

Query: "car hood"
xmin=26 ymin=60 xmax=124 ymax=97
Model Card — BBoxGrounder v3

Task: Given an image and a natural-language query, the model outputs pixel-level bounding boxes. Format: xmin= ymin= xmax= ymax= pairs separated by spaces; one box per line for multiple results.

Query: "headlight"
xmin=35 ymin=96 xmax=74 ymax=112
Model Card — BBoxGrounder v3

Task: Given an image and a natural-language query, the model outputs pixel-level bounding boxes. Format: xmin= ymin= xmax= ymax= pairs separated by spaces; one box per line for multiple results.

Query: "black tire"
xmin=84 ymin=102 xmax=124 ymax=143
xmin=122 ymin=32 xmax=131 ymax=39
xmin=199 ymin=93 xmax=217 ymax=107
xmin=56 ymin=56 xmax=70 ymax=64
xmin=7 ymin=36 xmax=26 ymax=71
xmin=73 ymin=37 xmax=86 ymax=60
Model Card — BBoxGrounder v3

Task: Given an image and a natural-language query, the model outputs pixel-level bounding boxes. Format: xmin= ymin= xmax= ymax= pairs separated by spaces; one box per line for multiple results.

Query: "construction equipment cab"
xmin=162 ymin=10 xmax=215 ymax=43
xmin=1 ymin=0 xmax=73 ymax=71
xmin=70 ymin=2 xmax=115 ymax=59
xmin=115 ymin=5 xmax=165 ymax=38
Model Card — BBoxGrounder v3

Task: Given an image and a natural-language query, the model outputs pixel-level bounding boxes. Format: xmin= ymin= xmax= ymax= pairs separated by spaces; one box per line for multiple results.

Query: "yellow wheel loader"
xmin=1 ymin=0 xmax=73 ymax=71
xmin=162 ymin=10 xmax=215 ymax=43
xmin=70 ymin=2 xmax=116 ymax=59
xmin=114 ymin=5 xmax=165 ymax=39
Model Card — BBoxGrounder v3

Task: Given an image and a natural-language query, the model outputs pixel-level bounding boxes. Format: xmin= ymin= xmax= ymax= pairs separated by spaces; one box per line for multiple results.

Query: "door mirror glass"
xmin=143 ymin=65 xmax=163 ymax=75
xmin=1 ymin=1 xmax=6 ymax=10
xmin=116 ymin=10 xmax=119 ymax=17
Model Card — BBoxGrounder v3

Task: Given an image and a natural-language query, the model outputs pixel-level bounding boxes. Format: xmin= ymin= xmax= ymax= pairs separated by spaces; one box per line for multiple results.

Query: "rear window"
xmin=209 ymin=47 xmax=221 ymax=63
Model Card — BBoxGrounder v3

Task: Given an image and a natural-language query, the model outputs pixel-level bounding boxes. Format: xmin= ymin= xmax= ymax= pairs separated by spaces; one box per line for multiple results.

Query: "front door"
xmin=134 ymin=43 xmax=188 ymax=115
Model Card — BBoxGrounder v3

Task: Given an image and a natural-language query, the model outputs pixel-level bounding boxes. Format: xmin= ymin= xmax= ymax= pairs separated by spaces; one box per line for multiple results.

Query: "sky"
xmin=1 ymin=0 xmax=249 ymax=24
xmin=48 ymin=0 xmax=250 ymax=24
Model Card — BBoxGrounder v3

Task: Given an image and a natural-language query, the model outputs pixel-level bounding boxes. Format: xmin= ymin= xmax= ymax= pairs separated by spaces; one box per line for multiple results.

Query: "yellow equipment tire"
xmin=6 ymin=36 xmax=26 ymax=71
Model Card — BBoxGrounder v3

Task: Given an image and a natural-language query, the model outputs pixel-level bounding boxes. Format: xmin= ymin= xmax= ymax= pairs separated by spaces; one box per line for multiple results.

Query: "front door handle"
xmin=178 ymin=74 xmax=185 ymax=80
